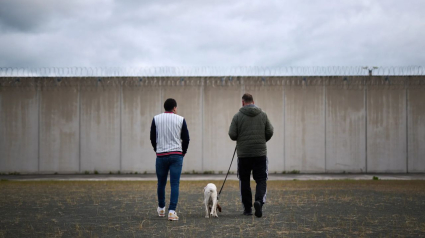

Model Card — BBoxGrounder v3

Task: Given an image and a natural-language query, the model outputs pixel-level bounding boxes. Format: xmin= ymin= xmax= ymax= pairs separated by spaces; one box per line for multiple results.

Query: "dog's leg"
xmin=204 ymin=197 xmax=210 ymax=218
xmin=211 ymin=192 xmax=218 ymax=217
xmin=212 ymin=200 xmax=218 ymax=217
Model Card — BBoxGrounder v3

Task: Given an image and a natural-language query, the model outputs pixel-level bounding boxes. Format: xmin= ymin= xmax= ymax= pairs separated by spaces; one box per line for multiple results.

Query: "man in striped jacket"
xmin=150 ymin=98 xmax=190 ymax=221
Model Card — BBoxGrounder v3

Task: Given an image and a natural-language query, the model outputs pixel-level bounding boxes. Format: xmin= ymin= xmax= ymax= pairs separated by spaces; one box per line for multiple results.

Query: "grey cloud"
xmin=0 ymin=0 xmax=92 ymax=32
xmin=0 ymin=0 xmax=424 ymax=68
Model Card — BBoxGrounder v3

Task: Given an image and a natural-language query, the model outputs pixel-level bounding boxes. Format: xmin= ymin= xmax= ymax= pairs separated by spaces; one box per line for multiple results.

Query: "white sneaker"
xmin=168 ymin=210 xmax=179 ymax=221
xmin=157 ymin=207 xmax=165 ymax=217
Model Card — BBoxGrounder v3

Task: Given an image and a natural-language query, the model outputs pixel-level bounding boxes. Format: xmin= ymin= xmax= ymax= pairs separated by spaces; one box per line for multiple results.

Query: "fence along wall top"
xmin=1 ymin=66 xmax=425 ymax=77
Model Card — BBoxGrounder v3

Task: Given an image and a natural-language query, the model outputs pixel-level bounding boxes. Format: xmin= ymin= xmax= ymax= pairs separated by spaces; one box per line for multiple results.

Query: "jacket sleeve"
xmin=181 ymin=119 xmax=190 ymax=155
xmin=150 ymin=118 xmax=157 ymax=152
xmin=265 ymin=114 xmax=274 ymax=142
xmin=228 ymin=114 xmax=238 ymax=141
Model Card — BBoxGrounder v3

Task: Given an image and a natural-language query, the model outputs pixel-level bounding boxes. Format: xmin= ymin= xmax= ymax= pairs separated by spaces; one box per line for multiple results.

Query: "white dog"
xmin=203 ymin=183 xmax=222 ymax=218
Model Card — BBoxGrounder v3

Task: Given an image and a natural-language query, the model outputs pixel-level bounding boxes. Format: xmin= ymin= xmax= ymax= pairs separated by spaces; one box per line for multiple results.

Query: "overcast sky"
xmin=0 ymin=0 xmax=424 ymax=68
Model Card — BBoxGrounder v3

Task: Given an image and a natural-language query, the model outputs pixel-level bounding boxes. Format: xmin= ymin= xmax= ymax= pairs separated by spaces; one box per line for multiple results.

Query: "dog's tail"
xmin=204 ymin=188 xmax=215 ymax=195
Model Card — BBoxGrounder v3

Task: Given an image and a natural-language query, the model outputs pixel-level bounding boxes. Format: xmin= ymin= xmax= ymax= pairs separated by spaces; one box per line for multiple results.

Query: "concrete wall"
xmin=80 ymin=79 xmax=121 ymax=173
xmin=203 ymin=78 xmax=241 ymax=173
xmin=39 ymin=85 xmax=79 ymax=173
xmin=326 ymin=78 xmax=366 ymax=173
xmin=0 ymin=80 xmax=38 ymax=173
xmin=367 ymin=80 xmax=407 ymax=173
xmin=285 ymin=79 xmax=326 ymax=172
xmin=121 ymin=78 xmax=162 ymax=173
xmin=408 ymin=80 xmax=425 ymax=172
xmin=0 ymin=76 xmax=424 ymax=174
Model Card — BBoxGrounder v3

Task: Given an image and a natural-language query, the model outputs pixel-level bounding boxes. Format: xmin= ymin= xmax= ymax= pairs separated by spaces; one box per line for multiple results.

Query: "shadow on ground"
xmin=1 ymin=180 xmax=425 ymax=237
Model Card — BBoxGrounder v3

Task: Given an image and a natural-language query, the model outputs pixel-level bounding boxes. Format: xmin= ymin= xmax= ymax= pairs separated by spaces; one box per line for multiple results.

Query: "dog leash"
xmin=217 ymin=145 xmax=237 ymax=200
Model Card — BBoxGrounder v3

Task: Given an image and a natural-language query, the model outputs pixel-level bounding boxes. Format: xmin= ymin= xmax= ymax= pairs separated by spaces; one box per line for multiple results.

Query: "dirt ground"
xmin=1 ymin=180 xmax=425 ymax=238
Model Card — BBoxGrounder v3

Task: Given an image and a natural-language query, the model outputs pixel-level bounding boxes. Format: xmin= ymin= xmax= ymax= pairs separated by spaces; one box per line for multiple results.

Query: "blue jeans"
xmin=156 ymin=154 xmax=183 ymax=211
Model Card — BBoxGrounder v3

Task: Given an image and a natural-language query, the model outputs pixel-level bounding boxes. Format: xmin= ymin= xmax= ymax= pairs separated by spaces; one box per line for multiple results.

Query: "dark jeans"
xmin=237 ymin=156 xmax=268 ymax=210
xmin=156 ymin=154 xmax=183 ymax=211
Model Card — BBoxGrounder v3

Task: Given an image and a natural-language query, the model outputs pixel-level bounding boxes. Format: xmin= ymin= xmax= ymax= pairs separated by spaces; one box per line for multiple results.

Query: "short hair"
xmin=242 ymin=93 xmax=254 ymax=103
xmin=164 ymin=98 xmax=177 ymax=111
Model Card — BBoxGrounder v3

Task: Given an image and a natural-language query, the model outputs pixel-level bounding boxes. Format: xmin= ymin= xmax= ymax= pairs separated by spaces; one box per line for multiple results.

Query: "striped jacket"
xmin=150 ymin=111 xmax=190 ymax=156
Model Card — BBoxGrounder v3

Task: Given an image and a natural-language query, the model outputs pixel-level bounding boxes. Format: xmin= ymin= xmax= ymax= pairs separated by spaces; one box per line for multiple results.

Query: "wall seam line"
xmin=78 ymin=80 xmax=81 ymax=173
xmin=324 ymin=79 xmax=327 ymax=172
xmin=365 ymin=77 xmax=368 ymax=173
xmin=38 ymin=79 xmax=40 ymax=173
xmin=283 ymin=82 xmax=286 ymax=172
xmin=120 ymin=80 xmax=122 ymax=173
xmin=406 ymin=85 xmax=408 ymax=173
xmin=201 ymin=77 xmax=205 ymax=172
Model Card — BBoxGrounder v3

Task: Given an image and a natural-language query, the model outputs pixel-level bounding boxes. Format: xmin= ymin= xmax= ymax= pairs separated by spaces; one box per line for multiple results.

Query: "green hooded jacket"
xmin=228 ymin=104 xmax=274 ymax=158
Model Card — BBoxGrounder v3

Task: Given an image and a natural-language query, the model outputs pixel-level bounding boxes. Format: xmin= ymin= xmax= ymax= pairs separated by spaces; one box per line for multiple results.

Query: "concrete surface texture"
xmin=0 ymin=76 xmax=424 ymax=174
xmin=326 ymin=84 xmax=366 ymax=172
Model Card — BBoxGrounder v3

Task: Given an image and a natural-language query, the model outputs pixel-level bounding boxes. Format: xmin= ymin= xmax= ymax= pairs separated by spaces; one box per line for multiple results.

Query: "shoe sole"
xmin=254 ymin=201 xmax=262 ymax=218
xmin=168 ymin=218 xmax=179 ymax=221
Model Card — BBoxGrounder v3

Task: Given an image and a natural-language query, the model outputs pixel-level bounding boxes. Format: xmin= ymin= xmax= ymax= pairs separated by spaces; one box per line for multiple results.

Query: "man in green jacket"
xmin=229 ymin=93 xmax=274 ymax=218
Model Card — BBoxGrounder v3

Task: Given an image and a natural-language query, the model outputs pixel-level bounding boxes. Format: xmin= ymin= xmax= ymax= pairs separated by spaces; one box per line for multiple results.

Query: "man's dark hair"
xmin=164 ymin=98 xmax=177 ymax=111
xmin=242 ymin=93 xmax=254 ymax=103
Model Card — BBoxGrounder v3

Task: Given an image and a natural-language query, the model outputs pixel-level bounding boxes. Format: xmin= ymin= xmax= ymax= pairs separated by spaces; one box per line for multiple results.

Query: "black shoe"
xmin=254 ymin=201 xmax=262 ymax=218
xmin=243 ymin=209 xmax=252 ymax=216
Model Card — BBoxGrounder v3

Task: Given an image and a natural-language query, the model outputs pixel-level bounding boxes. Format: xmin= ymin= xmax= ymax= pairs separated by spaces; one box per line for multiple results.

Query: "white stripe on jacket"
xmin=154 ymin=112 xmax=184 ymax=154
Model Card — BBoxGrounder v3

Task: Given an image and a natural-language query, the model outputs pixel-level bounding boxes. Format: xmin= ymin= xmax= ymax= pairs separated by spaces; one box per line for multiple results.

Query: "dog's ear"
xmin=217 ymin=204 xmax=222 ymax=212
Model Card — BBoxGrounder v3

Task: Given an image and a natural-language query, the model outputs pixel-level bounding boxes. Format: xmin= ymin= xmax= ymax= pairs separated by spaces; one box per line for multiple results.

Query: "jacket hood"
xmin=239 ymin=104 xmax=262 ymax=117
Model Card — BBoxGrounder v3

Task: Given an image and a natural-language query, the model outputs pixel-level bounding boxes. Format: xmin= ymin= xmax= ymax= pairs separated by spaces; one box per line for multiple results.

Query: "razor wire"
xmin=0 ymin=66 xmax=424 ymax=77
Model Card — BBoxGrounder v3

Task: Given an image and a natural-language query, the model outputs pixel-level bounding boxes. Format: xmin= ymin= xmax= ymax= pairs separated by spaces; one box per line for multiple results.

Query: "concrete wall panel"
xmin=161 ymin=78 xmax=203 ymax=172
xmin=0 ymin=86 xmax=39 ymax=173
xmin=39 ymin=86 xmax=79 ymax=173
xmin=203 ymin=79 xmax=241 ymax=173
xmin=326 ymin=86 xmax=366 ymax=172
xmin=246 ymin=82 xmax=284 ymax=172
xmin=121 ymin=80 xmax=162 ymax=173
xmin=80 ymin=82 xmax=120 ymax=173
xmin=408 ymin=88 xmax=425 ymax=172
xmin=367 ymin=88 xmax=407 ymax=172
xmin=285 ymin=83 xmax=325 ymax=172
xmin=1 ymin=76 xmax=424 ymax=174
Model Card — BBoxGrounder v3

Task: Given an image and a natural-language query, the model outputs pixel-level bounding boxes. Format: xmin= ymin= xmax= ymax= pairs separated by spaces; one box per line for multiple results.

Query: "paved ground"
xmin=1 ymin=180 xmax=425 ymax=237
xmin=1 ymin=173 xmax=424 ymax=181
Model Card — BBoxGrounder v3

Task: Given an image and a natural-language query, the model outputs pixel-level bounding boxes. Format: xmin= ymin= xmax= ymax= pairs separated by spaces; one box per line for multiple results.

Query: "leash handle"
xmin=218 ymin=146 xmax=237 ymax=200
